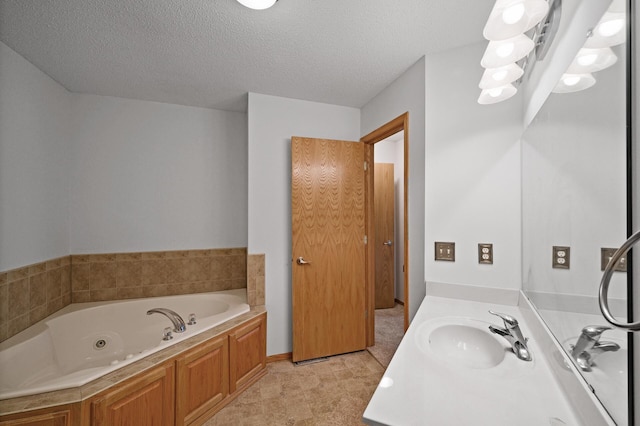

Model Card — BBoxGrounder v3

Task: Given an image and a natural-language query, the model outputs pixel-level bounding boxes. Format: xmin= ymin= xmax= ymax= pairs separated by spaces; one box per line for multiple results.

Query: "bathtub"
xmin=0 ymin=289 xmax=250 ymax=400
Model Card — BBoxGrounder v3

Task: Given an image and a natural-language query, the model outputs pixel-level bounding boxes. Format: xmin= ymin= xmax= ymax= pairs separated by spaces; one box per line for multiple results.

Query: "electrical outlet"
xmin=478 ymin=243 xmax=493 ymax=264
xmin=601 ymin=248 xmax=627 ymax=272
xmin=435 ymin=242 xmax=455 ymax=261
xmin=552 ymin=246 xmax=570 ymax=269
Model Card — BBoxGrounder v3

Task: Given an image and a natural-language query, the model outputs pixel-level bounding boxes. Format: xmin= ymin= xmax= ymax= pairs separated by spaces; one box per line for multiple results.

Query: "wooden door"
xmin=291 ymin=137 xmax=366 ymax=362
xmin=374 ymin=163 xmax=395 ymax=309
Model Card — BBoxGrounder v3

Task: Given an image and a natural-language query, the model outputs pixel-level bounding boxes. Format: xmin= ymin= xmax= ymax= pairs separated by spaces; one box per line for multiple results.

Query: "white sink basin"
xmin=415 ymin=317 xmax=507 ymax=369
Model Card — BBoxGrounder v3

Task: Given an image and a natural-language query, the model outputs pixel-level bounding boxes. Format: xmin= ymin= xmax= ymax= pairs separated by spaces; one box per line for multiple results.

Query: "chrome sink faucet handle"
xmin=570 ymin=325 xmax=620 ymax=371
xmin=488 ymin=310 xmax=532 ymax=362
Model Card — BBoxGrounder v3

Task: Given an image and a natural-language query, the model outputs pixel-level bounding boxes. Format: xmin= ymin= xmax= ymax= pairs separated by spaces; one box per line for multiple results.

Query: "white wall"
xmin=247 ymin=93 xmax=361 ymax=356
xmin=0 ymin=41 xmax=71 ymax=271
xmin=374 ymin=135 xmax=405 ymax=302
xmin=361 ymin=57 xmax=426 ymax=321
xmin=424 ymin=43 xmax=523 ymax=291
xmin=68 ymin=94 xmax=247 ymax=253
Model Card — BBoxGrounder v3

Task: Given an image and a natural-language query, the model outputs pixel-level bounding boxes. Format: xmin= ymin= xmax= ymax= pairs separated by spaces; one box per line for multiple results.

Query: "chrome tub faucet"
xmin=488 ymin=310 xmax=532 ymax=361
xmin=570 ymin=325 xmax=620 ymax=371
xmin=147 ymin=308 xmax=187 ymax=333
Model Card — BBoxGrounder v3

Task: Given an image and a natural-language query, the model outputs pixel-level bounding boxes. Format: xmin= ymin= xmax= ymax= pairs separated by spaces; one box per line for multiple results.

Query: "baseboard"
xmin=267 ymin=352 xmax=292 ymax=363
xmin=394 ymin=298 xmax=404 ymax=306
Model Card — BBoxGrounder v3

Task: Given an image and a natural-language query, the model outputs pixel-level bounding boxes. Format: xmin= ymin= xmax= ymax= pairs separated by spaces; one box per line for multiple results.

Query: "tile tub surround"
xmin=71 ymin=248 xmax=247 ymax=303
xmin=0 ymin=256 xmax=72 ymax=343
xmin=246 ymin=254 xmax=265 ymax=306
xmin=1 ymin=247 xmax=251 ymax=343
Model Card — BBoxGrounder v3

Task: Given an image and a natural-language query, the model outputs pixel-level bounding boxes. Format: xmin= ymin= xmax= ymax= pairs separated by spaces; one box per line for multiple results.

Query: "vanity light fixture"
xmin=478 ymin=83 xmax=518 ymax=104
xmin=236 ymin=0 xmax=278 ymax=10
xmin=480 ymin=34 xmax=535 ymax=68
xmin=565 ymin=47 xmax=617 ymax=74
xmin=552 ymin=73 xmax=596 ymax=93
xmin=584 ymin=11 xmax=626 ymax=48
xmin=483 ymin=0 xmax=549 ymax=41
xmin=479 ymin=63 xmax=524 ymax=89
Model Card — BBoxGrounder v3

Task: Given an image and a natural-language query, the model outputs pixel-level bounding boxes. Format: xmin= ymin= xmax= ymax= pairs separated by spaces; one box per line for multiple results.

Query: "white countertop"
xmin=363 ymin=295 xmax=582 ymax=426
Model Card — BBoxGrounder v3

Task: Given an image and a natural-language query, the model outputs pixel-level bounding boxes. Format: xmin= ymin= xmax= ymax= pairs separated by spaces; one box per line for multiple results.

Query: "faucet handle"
xmin=581 ymin=325 xmax=611 ymax=339
xmin=489 ymin=310 xmax=518 ymax=327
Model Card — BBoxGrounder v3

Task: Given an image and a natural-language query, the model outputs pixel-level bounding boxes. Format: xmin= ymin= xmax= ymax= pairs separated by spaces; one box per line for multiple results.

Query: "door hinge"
xmin=364 ymin=235 xmax=368 ymax=244
xmin=364 ymin=161 xmax=368 ymax=171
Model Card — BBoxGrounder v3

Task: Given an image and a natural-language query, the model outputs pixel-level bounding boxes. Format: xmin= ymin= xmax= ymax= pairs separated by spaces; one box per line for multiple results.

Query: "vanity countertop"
xmin=363 ymin=295 xmax=582 ymax=426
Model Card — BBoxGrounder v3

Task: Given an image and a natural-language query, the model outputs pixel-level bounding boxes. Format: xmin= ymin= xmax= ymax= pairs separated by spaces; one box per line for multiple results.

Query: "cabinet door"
xmin=229 ymin=313 xmax=266 ymax=393
xmin=175 ymin=335 xmax=228 ymax=426
xmin=0 ymin=405 xmax=77 ymax=426
xmin=91 ymin=362 xmax=175 ymax=426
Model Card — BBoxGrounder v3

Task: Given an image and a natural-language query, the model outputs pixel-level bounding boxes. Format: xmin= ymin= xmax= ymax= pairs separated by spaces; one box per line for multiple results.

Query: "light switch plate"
xmin=435 ymin=242 xmax=455 ymax=261
xmin=601 ymin=248 xmax=627 ymax=272
xmin=552 ymin=246 xmax=570 ymax=269
xmin=478 ymin=243 xmax=493 ymax=264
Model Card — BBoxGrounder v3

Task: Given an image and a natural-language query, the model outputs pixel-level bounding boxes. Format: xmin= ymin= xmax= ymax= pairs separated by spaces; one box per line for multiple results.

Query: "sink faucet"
xmin=488 ymin=310 xmax=532 ymax=361
xmin=570 ymin=325 xmax=620 ymax=371
xmin=147 ymin=308 xmax=187 ymax=333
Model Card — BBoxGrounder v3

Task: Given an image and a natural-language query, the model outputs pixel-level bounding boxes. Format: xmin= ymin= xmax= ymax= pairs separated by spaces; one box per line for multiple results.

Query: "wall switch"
xmin=435 ymin=242 xmax=455 ymax=261
xmin=552 ymin=246 xmax=570 ymax=269
xmin=478 ymin=243 xmax=493 ymax=264
xmin=601 ymin=248 xmax=627 ymax=272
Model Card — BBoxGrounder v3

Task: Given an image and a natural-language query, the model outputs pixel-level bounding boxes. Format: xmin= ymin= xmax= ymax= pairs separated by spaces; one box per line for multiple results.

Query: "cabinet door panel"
xmin=229 ymin=314 xmax=266 ymax=393
xmin=91 ymin=363 xmax=175 ymax=426
xmin=176 ymin=335 xmax=228 ymax=426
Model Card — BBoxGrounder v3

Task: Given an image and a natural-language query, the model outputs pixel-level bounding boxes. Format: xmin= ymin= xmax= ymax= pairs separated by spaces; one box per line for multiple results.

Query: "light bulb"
xmin=496 ymin=43 xmax=515 ymax=58
xmin=502 ymin=3 xmax=525 ymax=25
xmin=563 ymin=75 xmax=581 ymax=86
xmin=492 ymin=70 xmax=509 ymax=81
xmin=236 ymin=0 xmax=277 ymax=10
xmin=598 ymin=18 xmax=624 ymax=37
xmin=489 ymin=88 xmax=504 ymax=97
xmin=577 ymin=53 xmax=598 ymax=66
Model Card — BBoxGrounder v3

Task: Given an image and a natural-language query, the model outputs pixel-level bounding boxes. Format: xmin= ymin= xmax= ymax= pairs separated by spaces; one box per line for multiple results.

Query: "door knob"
xmin=296 ymin=257 xmax=311 ymax=265
xmin=383 ymin=240 xmax=393 ymax=246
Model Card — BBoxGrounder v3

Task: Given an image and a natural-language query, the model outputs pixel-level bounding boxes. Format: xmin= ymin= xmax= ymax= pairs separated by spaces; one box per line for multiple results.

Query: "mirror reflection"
xmin=521 ymin=1 xmax=628 ymax=424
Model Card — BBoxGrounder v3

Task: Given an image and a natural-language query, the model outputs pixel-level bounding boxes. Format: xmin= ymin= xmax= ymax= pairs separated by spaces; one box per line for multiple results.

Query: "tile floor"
xmin=203 ymin=350 xmax=385 ymax=426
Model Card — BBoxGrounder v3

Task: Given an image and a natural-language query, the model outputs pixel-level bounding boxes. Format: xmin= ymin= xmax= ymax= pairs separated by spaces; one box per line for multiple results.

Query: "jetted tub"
xmin=0 ymin=289 xmax=250 ymax=400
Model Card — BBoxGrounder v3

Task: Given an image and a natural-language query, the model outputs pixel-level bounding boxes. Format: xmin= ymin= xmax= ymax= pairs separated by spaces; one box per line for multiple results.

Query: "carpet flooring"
xmin=366 ymin=303 xmax=405 ymax=367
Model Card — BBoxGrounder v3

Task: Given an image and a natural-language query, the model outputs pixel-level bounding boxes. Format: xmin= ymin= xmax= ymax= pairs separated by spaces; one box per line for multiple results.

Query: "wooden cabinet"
xmin=229 ymin=314 xmax=266 ymax=394
xmin=175 ymin=335 xmax=228 ymax=426
xmin=90 ymin=362 xmax=174 ymax=426
xmin=0 ymin=405 xmax=78 ymax=426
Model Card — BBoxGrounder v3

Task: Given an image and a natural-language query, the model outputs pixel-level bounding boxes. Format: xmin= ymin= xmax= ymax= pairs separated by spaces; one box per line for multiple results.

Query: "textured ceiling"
xmin=0 ymin=0 xmax=494 ymax=111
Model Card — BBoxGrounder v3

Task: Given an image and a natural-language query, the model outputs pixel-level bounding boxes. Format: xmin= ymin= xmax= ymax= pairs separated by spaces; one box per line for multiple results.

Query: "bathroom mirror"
xmin=521 ymin=1 xmax=630 ymax=424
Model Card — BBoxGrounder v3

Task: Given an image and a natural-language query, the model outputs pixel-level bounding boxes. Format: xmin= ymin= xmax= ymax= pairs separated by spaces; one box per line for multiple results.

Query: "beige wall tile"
xmin=29 ymin=272 xmax=47 ymax=308
xmin=30 ymin=305 xmax=48 ymax=324
xmin=117 ymin=287 xmax=145 ymax=299
xmin=0 ymin=283 xmax=7 ymax=323
xmin=90 ymin=288 xmax=117 ymax=302
xmin=73 ymin=291 xmax=91 ymax=303
xmin=46 ymin=258 xmax=62 ymax=270
xmin=7 ymin=267 xmax=29 ymax=283
xmin=116 ymin=261 xmax=142 ymax=287
xmin=71 ymin=263 xmax=91 ymax=291
xmin=8 ymin=313 xmax=29 ymax=336
xmin=116 ymin=252 xmax=141 ymax=261
xmin=90 ymin=262 xmax=117 ymax=290
xmin=8 ymin=278 xmax=29 ymax=320
xmin=47 ymin=268 xmax=63 ymax=300
xmin=28 ymin=262 xmax=46 ymax=275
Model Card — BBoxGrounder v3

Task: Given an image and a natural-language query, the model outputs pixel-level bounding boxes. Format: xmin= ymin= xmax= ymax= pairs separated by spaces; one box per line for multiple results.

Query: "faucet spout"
xmin=147 ymin=308 xmax=187 ymax=333
xmin=570 ymin=325 xmax=619 ymax=371
xmin=488 ymin=311 xmax=532 ymax=362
